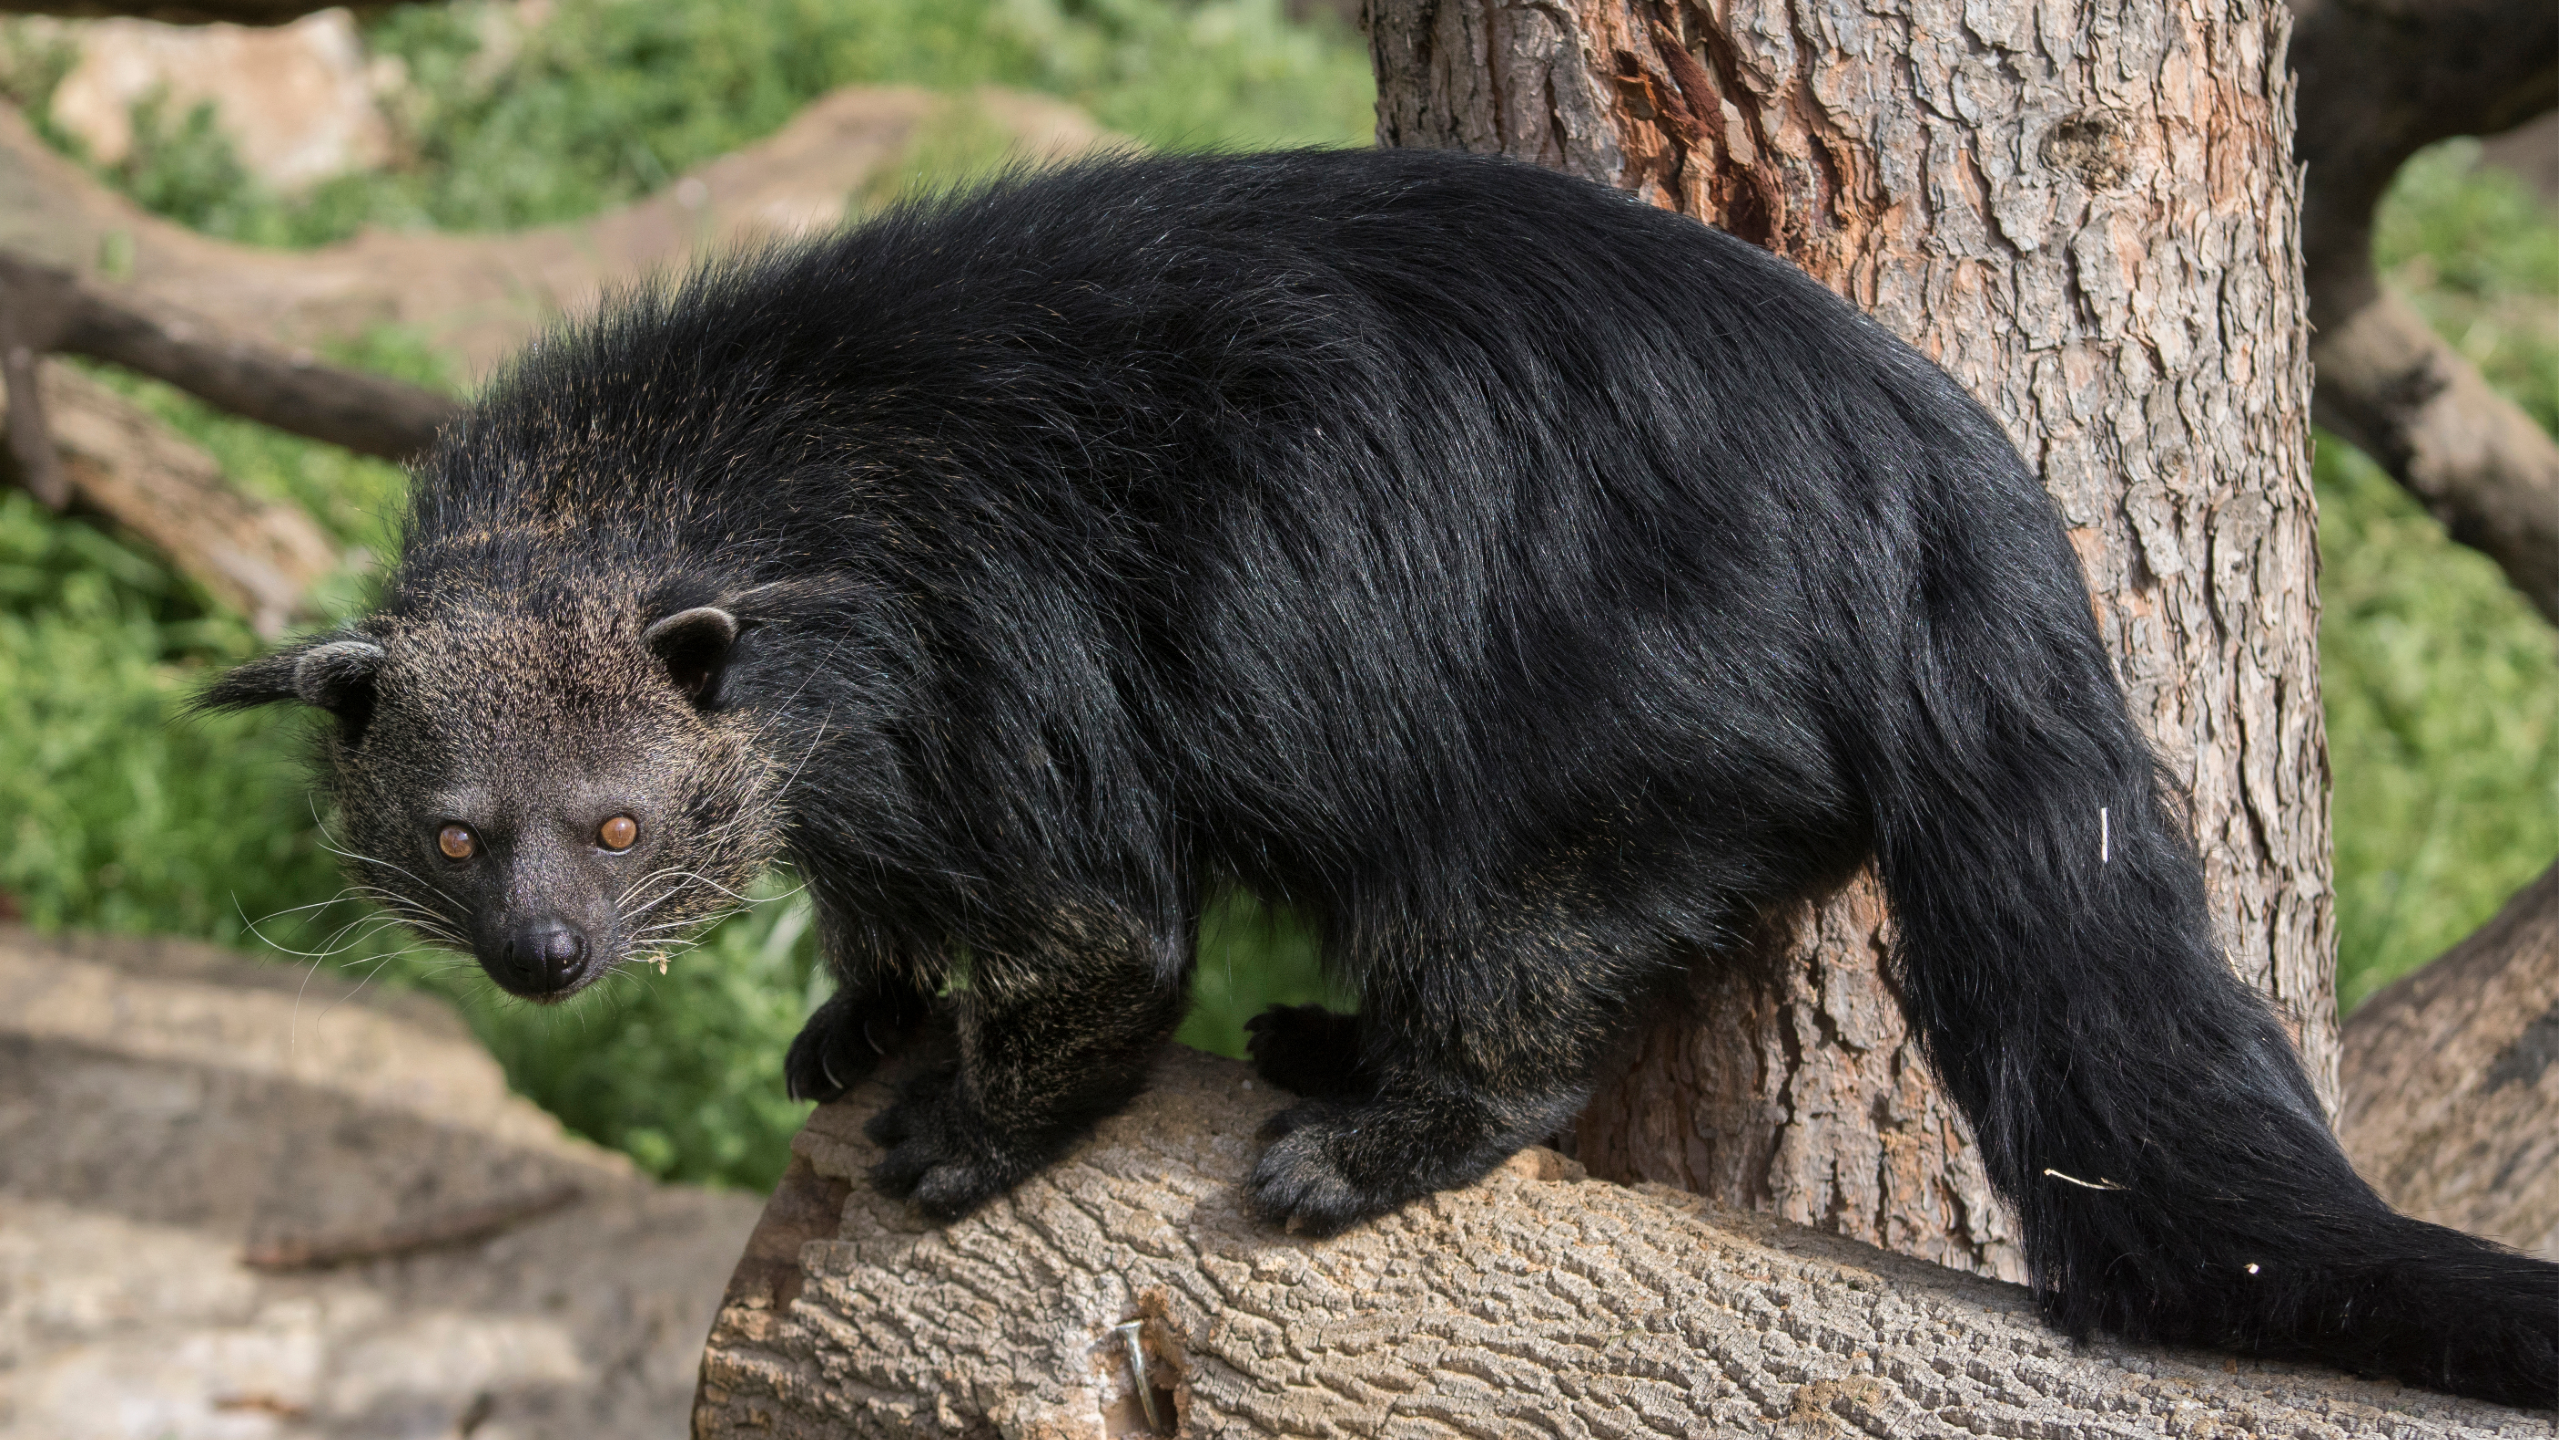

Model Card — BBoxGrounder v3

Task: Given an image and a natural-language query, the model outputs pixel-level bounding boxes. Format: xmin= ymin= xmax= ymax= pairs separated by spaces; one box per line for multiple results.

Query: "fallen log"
xmin=242 ymin=1181 xmax=586 ymax=1272
xmin=0 ymin=248 xmax=459 ymax=461
xmin=3 ymin=359 xmax=337 ymax=634
xmin=0 ymin=87 xmax=1116 ymax=377
xmin=693 ymin=1048 xmax=2547 ymax=1438
xmin=0 ymin=1 xmax=355 ymax=21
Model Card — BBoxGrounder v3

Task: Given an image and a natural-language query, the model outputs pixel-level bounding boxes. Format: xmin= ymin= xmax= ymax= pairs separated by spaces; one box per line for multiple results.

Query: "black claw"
xmin=784 ymin=983 xmax=935 ymax=1104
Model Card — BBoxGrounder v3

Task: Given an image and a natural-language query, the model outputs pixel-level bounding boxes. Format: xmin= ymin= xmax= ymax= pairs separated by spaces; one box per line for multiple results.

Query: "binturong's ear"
xmin=644 ymin=606 xmax=739 ymax=705
xmin=197 ymin=637 xmax=387 ymax=739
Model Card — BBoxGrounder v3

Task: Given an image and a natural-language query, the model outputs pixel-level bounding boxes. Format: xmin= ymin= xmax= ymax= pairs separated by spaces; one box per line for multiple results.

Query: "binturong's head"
xmin=201 ymin=594 xmax=788 ymax=1002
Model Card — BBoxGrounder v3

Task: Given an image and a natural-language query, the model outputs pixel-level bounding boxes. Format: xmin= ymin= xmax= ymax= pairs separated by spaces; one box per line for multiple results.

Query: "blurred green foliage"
xmin=0 ymin=0 xmax=1361 ymax=1190
xmin=0 ymin=9 xmax=2547 ymax=1187
xmin=0 ymin=488 xmax=301 ymax=937
xmin=2372 ymin=138 xmax=2559 ymax=435
xmin=1178 ymin=889 xmax=1348 ymax=1058
xmin=2321 ymin=138 xmax=2558 ymax=1010
xmin=2 ymin=0 xmax=1373 ymax=247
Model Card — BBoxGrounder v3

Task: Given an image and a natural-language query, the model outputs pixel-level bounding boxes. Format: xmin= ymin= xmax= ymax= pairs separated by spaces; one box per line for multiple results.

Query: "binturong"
xmin=204 ymin=150 xmax=2557 ymax=1408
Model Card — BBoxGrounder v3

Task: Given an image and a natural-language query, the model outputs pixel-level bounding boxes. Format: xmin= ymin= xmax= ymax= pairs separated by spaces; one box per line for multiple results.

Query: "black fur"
xmin=206 ymin=148 xmax=2556 ymax=1407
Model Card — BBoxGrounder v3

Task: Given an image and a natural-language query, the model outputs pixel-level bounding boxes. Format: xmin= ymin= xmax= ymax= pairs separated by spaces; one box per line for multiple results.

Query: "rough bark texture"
xmin=1 ymin=358 xmax=336 ymax=634
xmin=2288 ymin=0 xmax=2558 ymax=621
xmin=2338 ymin=863 xmax=2560 ymax=1262
xmin=692 ymin=1050 xmax=2543 ymax=1438
xmin=1370 ymin=0 xmax=2331 ymax=1282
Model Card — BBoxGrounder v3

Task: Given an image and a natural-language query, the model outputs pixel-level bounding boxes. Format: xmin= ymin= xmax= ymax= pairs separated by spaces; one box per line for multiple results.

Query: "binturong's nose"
xmin=491 ymin=918 xmax=593 ymax=998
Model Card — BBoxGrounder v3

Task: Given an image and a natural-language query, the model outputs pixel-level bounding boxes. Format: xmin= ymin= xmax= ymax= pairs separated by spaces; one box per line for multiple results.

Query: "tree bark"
xmin=2338 ymin=863 xmax=2559 ymax=1261
xmin=2289 ymin=0 xmax=2559 ymax=620
xmin=1370 ymin=0 xmax=2330 ymax=1282
xmin=691 ymin=1051 xmax=2545 ymax=1438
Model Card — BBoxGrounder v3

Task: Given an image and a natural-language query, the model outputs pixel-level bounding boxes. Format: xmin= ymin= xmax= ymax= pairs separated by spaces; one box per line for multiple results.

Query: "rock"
xmin=0 ymin=926 xmax=764 ymax=1439
xmin=696 ymin=1048 xmax=2549 ymax=1439
xmin=38 ymin=9 xmax=393 ymax=193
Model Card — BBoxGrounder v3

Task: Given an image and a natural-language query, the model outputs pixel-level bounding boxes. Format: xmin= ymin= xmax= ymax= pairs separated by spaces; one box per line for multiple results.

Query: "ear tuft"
xmin=645 ymin=606 xmax=739 ymax=703
xmin=198 ymin=637 xmax=383 ymax=721
xmin=197 ymin=650 xmax=304 ymax=713
xmin=291 ymin=640 xmax=386 ymax=715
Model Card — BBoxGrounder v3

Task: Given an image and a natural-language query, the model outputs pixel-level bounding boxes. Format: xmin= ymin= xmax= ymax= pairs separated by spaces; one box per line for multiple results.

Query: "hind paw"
xmin=864 ymin=1069 xmax=1042 ymax=1220
xmin=1247 ymin=1100 xmax=1406 ymax=1236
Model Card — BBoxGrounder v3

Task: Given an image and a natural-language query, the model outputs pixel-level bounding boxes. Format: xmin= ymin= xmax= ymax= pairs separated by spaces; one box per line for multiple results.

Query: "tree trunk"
xmin=1368 ymin=0 xmax=2331 ymax=1281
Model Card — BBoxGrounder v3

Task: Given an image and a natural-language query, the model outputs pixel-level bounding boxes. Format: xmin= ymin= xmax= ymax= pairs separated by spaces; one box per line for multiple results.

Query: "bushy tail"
xmin=1855 ymin=460 xmax=2557 ymax=1408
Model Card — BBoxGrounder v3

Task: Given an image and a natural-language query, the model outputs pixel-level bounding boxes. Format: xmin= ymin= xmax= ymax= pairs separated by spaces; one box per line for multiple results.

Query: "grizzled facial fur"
xmin=203 ymin=596 xmax=782 ymax=1001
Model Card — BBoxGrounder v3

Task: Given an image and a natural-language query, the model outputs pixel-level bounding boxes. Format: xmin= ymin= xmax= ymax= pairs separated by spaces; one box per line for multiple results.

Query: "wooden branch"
xmin=4 ymin=359 xmax=337 ymax=635
xmin=693 ymin=1050 xmax=2548 ymax=1438
xmin=2292 ymin=0 xmax=2560 ymax=620
xmin=2340 ymin=863 xmax=2558 ymax=1260
xmin=0 ymin=295 xmax=69 ymax=509
xmin=2310 ymin=289 xmax=2559 ymax=620
xmin=0 ymin=89 xmax=1115 ymax=379
xmin=2291 ymin=0 xmax=2556 ymax=268
xmin=0 ymin=249 xmax=458 ymax=463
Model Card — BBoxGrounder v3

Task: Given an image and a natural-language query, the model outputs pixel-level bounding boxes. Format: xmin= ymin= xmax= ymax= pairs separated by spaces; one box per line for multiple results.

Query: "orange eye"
xmin=437 ymin=824 xmax=476 ymax=860
xmin=598 ymin=815 xmax=638 ymax=851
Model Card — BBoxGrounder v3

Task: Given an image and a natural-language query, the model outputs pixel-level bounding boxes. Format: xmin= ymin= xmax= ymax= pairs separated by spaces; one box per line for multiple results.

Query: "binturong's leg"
xmin=784 ymin=905 xmax=937 ymax=1104
xmin=1247 ymin=906 xmax=1677 ymax=1236
xmin=867 ymin=904 xmax=1193 ymax=1219
xmin=1244 ymin=1003 xmax=1371 ymax=1099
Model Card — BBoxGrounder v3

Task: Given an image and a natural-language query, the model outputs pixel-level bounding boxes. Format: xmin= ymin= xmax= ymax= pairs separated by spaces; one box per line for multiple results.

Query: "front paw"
xmin=864 ymin=1069 xmax=1042 ymax=1220
xmin=784 ymin=985 xmax=926 ymax=1103
xmin=1244 ymin=1004 xmax=1369 ymax=1098
xmin=1249 ymin=1100 xmax=1393 ymax=1237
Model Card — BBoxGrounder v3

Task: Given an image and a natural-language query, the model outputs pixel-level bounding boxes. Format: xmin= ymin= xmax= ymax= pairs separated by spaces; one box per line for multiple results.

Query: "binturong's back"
xmin=207 ymin=148 xmax=2559 ymax=1410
